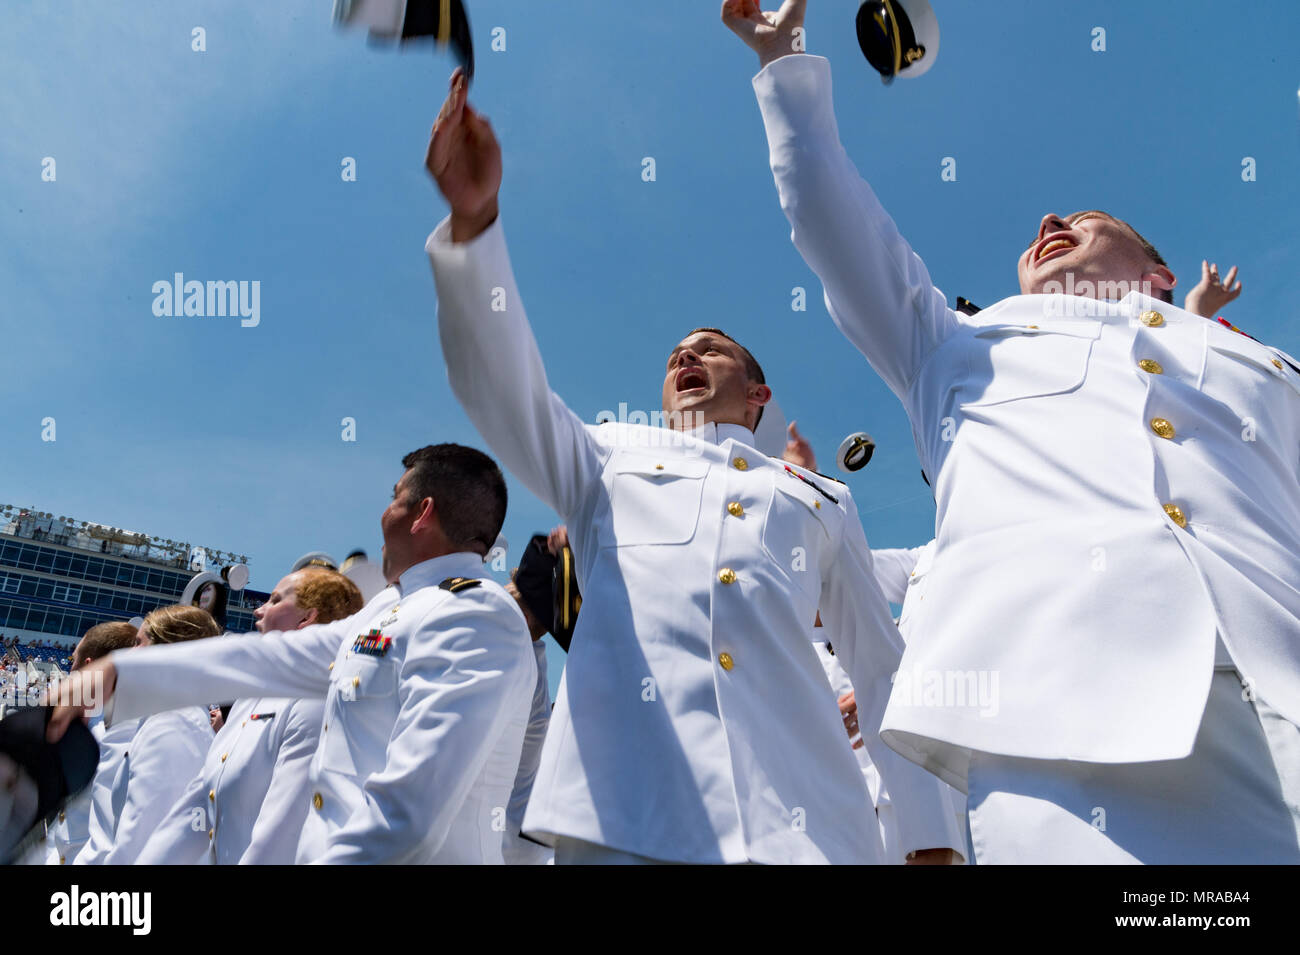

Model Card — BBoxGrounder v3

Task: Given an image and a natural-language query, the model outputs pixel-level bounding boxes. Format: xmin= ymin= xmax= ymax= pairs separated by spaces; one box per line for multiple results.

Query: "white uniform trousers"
xmin=967 ymin=670 xmax=1300 ymax=864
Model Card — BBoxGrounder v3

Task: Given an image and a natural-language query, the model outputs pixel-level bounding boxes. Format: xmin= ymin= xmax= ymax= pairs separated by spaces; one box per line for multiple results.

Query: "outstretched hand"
xmin=1184 ymin=260 xmax=1242 ymax=319
xmin=720 ymin=0 xmax=809 ymax=69
xmin=425 ymin=67 xmax=502 ymax=243
xmin=782 ymin=420 xmax=817 ymax=471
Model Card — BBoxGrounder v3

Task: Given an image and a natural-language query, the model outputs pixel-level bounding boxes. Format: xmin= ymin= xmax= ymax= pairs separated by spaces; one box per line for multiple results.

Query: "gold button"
xmin=727 ymin=501 xmax=744 ymax=517
xmin=59 ymin=855 xmax=66 ymax=864
xmin=1138 ymin=359 xmax=1163 ymax=375
xmin=352 ymin=675 xmax=361 ymax=688
xmin=208 ymin=829 xmax=214 ymax=841
xmin=1028 ymin=324 xmax=1039 ymax=330
xmin=718 ymin=652 xmax=734 ymax=671
xmin=718 ymin=568 xmax=737 ymax=585
xmin=654 ymin=464 xmax=664 ymax=470
xmin=1150 ymin=417 xmax=1175 ymax=440
xmin=312 ymin=792 xmax=323 ymax=811
xmin=208 ymin=790 xmax=215 ymax=802
xmin=1163 ymin=503 xmax=1187 ymax=528
xmin=814 ymin=501 xmax=821 ymax=510
xmin=1139 ymin=310 xmax=1165 ymax=327
xmin=58 ymin=811 xmax=65 ymax=822
xmin=732 ymin=457 xmax=748 ymax=471
xmin=220 ymin=753 xmax=228 ymax=762
xmin=328 ymin=661 xmax=335 ymax=670
xmin=242 ymin=720 xmax=247 ymax=726
xmin=1272 ymin=359 xmax=1285 ymax=371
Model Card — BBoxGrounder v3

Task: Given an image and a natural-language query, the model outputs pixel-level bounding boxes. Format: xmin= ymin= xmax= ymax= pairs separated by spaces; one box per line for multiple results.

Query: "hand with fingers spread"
xmin=721 ymin=0 xmax=808 ymax=69
xmin=425 ymin=67 xmax=502 ymax=243
xmin=782 ymin=420 xmax=817 ymax=471
xmin=1184 ymin=260 xmax=1243 ymax=319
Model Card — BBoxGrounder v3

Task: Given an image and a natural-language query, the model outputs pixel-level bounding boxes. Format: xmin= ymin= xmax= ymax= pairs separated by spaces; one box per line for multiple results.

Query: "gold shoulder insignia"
xmin=439 ymin=577 xmax=482 ymax=593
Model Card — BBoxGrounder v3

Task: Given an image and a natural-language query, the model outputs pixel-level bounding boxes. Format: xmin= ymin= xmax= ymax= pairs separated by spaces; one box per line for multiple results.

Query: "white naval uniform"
xmin=755 ymin=54 xmax=1300 ymax=861
xmin=73 ymin=708 xmax=212 ymax=865
xmin=45 ymin=718 xmax=104 ymax=865
xmin=869 ymin=546 xmax=927 ymax=607
xmin=502 ymin=640 xmax=553 ymax=865
xmin=811 ymin=636 xmax=899 ymax=862
xmin=107 ymin=552 xmax=535 ymax=864
xmin=868 ymin=542 xmax=968 ymax=855
xmin=137 ymin=696 xmax=325 ymax=865
xmin=428 ymin=218 xmax=963 ymax=864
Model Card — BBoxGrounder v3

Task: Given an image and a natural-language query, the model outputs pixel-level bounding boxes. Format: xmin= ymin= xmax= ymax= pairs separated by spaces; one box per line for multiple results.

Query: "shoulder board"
xmin=439 ymin=577 xmax=482 ymax=593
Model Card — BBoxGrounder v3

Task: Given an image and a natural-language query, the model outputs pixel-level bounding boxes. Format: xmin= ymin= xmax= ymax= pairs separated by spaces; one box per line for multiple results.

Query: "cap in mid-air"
xmin=836 ymin=432 xmax=877 ymax=472
xmin=856 ymin=0 xmax=939 ymax=83
xmin=333 ymin=0 xmax=475 ymax=80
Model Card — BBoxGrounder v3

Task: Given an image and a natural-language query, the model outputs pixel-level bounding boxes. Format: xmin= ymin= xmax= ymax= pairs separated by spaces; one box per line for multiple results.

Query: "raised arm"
xmin=725 ymin=1 xmax=958 ymax=397
xmin=48 ymin=609 xmax=362 ymax=741
xmin=870 ymin=546 xmax=926 ymax=606
xmin=424 ymin=70 xmax=604 ymax=519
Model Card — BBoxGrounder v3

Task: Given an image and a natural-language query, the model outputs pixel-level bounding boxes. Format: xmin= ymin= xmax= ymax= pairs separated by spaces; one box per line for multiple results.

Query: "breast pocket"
xmin=761 ymin=483 xmax=832 ymax=599
xmin=959 ymin=321 xmax=1102 ymax=408
xmin=319 ymin=656 xmax=397 ymax=776
xmin=608 ymin=454 xmax=708 ymax=546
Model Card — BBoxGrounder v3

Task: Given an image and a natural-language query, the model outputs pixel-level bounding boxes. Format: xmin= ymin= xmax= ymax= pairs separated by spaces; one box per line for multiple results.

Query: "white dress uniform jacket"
xmin=46 ymin=719 xmax=104 ymax=865
xmin=811 ymin=636 xmax=899 ymax=862
xmin=74 ymin=708 xmax=211 ymax=865
xmin=137 ymin=696 xmax=325 ymax=864
xmin=503 ymin=640 xmax=553 ymax=865
xmin=870 ymin=546 xmax=928 ymax=607
xmin=107 ymin=552 xmax=535 ymax=864
xmin=73 ymin=718 xmax=136 ymax=865
xmin=427 ymin=218 xmax=962 ymax=864
xmin=755 ymin=54 xmax=1300 ymax=791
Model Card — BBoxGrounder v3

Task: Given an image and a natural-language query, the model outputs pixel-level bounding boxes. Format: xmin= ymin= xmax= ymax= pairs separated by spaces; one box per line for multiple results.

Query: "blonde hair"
xmin=142 ymin=604 xmax=222 ymax=645
xmin=295 ymin=568 xmax=364 ymax=625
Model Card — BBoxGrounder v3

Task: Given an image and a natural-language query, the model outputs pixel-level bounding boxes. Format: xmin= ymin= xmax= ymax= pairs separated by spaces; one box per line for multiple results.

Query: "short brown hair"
xmin=295 ymin=568 xmax=364 ymax=625
xmin=1066 ymin=210 xmax=1174 ymax=304
xmin=141 ymin=604 xmax=222 ymax=645
xmin=684 ymin=327 xmax=767 ymax=426
xmin=76 ymin=621 xmax=138 ymax=666
xmin=401 ymin=444 xmax=508 ymax=557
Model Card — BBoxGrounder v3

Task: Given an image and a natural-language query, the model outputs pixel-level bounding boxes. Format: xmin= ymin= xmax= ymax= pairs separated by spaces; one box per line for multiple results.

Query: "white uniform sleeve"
xmin=426 ymin=217 xmax=605 ymax=521
xmin=103 ymin=712 xmax=210 ymax=865
xmin=819 ymin=493 xmax=964 ymax=860
xmin=315 ymin=593 xmax=534 ymax=864
xmin=869 ymin=547 xmax=925 ymax=606
xmin=753 ymin=54 xmax=960 ymax=398
xmin=110 ymin=614 xmax=359 ymax=724
xmin=239 ymin=700 xmax=322 ymax=865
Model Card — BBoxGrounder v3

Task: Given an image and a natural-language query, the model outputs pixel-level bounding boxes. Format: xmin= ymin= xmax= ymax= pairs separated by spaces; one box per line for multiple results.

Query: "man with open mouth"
xmin=726 ymin=0 xmax=1300 ymax=863
xmin=423 ymin=68 xmax=963 ymax=865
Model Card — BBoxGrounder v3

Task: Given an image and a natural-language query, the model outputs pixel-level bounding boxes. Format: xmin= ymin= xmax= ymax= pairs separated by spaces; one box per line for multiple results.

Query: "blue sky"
xmin=3 ymin=1 xmax=1297 ymax=693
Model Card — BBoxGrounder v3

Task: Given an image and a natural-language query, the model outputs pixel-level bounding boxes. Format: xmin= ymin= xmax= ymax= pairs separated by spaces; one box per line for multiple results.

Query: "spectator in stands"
xmin=75 ymin=606 xmax=220 ymax=865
